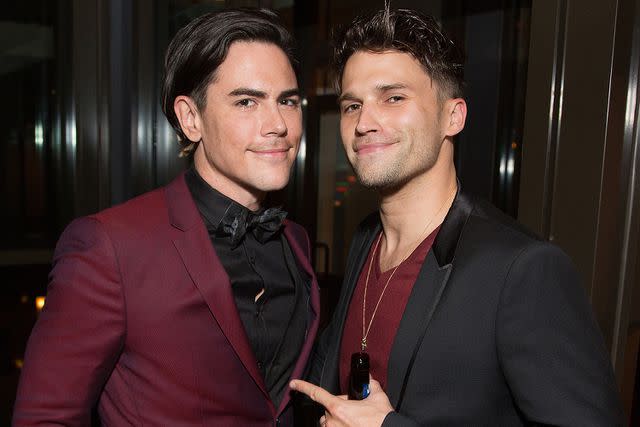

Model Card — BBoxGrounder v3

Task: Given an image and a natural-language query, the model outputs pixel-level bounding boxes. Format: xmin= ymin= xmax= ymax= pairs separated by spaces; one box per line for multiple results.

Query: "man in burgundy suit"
xmin=13 ymin=9 xmax=319 ymax=426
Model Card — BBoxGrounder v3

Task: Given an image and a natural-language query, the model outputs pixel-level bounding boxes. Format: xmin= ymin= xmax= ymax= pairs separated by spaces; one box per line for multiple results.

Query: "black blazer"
xmin=309 ymin=191 xmax=623 ymax=426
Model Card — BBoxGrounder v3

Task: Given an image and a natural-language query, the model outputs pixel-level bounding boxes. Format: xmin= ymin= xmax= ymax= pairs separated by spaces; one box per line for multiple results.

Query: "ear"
xmin=174 ymin=95 xmax=203 ymax=142
xmin=443 ymin=98 xmax=467 ymax=138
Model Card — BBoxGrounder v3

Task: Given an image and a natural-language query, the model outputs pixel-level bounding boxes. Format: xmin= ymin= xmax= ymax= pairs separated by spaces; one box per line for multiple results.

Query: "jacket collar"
xmin=361 ymin=183 xmax=474 ymax=268
xmin=431 ymin=184 xmax=474 ymax=267
xmin=166 ymin=171 xmax=201 ymax=232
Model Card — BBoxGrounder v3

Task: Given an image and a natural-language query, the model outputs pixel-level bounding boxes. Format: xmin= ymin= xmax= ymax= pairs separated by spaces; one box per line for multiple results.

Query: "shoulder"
xmin=57 ymin=185 xmax=173 ymax=255
xmin=92 ymin=186 xmax=168 ymax=227
xmin=462 ymin=195 xmax=547 ymax=253
xmin=467 ymin=196 xmax=540 ymax=242
xmin=469 ymin=196 xmax=579 ymax=280
xmin=452 ymin=194 xmax=578 ymax=277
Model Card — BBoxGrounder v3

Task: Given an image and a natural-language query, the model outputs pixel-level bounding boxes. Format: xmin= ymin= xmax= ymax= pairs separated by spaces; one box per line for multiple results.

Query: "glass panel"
xmin=0 ymin=2 xmax=63 ymax=423
xmin=315 ymin=112 xmax=378 ymax=276
xmin=0 ymin=2 xmax=59 ymax=250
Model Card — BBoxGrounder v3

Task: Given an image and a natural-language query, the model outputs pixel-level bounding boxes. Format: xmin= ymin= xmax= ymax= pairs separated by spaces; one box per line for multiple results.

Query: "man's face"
xmin=338 ymin=50 xmax=460 ymax=190
xmin=191 ymin=41 xmax=302 ymax=204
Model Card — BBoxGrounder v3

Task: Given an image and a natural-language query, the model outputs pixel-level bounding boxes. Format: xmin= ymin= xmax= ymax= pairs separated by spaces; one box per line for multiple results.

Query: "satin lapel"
xmin=167 ymin=174 xmax=269 ymax=401
xmin=320 ymin=218 xmax=381 ymax=390
xmin=277 ymin=224 xmax=321 ymax=414
xmin=385 ymin=186 xmax=473 ymax=407
xmin=386 ymin=251 xmax=453 ymax=409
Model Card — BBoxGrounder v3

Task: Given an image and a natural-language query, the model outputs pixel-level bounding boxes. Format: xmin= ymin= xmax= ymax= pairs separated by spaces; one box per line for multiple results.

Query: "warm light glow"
xmin=15 ymin=359 xmax=24 ymax=369
xmin=35 ymin=296 xmax=46 ymax=311
xmin=20 ymin=295 xmax=28 ymax=304
xmin=334 ymin=200 xmax=342 ymax=207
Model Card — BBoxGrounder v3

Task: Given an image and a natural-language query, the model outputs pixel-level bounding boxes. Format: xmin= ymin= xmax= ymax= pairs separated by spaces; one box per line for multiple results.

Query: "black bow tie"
xmin=218 ymin=206 xmax=287 ymax=247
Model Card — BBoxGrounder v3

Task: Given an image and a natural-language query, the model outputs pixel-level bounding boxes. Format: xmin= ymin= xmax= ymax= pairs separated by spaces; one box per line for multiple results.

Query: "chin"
xmin=253 ymin=173 xmax=291 ymax=192
xmin=356 ymin=169 xmax=404 ymax=190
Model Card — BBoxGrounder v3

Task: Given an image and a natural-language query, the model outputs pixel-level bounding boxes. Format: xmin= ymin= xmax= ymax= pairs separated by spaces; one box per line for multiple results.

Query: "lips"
xmin=248 ymin=146 xmax=292 ymax=159
xmin=251 ymin=148 xmax=290 ymax=154
xmin=353 ymin=141 xmax=397 ymax=155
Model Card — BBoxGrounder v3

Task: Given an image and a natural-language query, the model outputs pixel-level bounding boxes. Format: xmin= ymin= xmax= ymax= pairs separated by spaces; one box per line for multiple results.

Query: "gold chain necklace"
xmin=360 ymin=186 xmax=456 ymax=351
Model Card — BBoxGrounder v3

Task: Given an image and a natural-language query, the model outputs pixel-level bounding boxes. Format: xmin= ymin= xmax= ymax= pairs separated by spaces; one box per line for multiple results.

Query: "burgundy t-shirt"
xmin=339 ymin=226 xmax=440 ymax=393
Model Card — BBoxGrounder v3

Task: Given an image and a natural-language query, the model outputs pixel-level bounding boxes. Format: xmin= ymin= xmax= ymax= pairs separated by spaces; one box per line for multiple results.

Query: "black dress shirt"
xmin=185 ymin=168 xmax=307 ymax=408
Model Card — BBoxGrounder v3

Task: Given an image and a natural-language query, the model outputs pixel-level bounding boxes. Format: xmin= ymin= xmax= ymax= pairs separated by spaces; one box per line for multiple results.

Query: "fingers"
xmin=368 ymin=376 xmax=383 ymax=393
xmin=290 ymin=380 xmax=338 ymax=408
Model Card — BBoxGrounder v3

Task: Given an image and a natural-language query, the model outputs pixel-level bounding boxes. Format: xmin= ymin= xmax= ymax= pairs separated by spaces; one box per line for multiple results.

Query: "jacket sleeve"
xmin=13 ymin=217 xmax=126 ymax=426
xmin=303 ymin=224 xmax=371 ymax=424
xmin=306 ymin=221 xmax=369 ymax=390
xmin=496 ymin=242 xmax=624 ymax=427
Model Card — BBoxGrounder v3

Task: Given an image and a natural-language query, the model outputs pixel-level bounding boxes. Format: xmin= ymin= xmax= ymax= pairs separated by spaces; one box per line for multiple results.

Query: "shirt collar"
xmin=184 ymin=167 xmax=248 ymax=232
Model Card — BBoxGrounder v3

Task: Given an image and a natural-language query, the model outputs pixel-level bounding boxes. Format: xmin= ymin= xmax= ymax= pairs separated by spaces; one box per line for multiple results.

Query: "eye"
xmin=280 ymin=97 xmax=300 ymax=107
xmin=387 ymin=95 xmax=405 ymax=103
xmin=342 ymin=103 xmax=361 ymax=114
xmin=236 ymin=98 xmax=256 ymax=107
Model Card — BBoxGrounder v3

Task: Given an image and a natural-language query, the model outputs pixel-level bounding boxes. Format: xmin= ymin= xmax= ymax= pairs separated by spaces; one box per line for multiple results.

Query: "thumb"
xmin=369 ymin=376 xmax=383 ymax=393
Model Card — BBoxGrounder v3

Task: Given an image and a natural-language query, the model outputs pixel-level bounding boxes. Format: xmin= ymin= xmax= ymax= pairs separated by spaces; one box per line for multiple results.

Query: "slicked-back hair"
xmin=161 ymin=8 xmax=296 ymax=156
xmin=332 ymin=7 xmax=464 ymax=101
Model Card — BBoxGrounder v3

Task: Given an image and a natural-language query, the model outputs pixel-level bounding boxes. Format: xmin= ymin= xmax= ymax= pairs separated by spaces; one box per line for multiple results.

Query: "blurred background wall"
xmin=1 ymin=0 xmax=639 ymax=423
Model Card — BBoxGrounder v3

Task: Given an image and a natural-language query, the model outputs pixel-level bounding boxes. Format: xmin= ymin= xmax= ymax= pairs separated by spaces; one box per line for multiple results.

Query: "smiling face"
xmin=339 ymin=50 xmax=464 ymax=191
xmin=174 ymin=41 xmax=302 ymax=208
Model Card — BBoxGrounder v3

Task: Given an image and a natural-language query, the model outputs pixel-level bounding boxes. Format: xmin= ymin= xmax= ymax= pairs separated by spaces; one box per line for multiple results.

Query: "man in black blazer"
xmin=290 ymin=6 xmax=623 ymax=426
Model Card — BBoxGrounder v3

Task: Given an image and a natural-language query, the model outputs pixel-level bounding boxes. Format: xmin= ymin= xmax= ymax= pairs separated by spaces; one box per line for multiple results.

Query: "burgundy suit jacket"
xmin=13 ymin=173 xmax=320 ymax=426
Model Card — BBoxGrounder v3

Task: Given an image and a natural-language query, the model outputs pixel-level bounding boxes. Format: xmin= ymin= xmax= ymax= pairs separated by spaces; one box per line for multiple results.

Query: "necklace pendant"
xmin=349 ymin=351 xmax=370 ymax=400
xmin=361 ymin=338 xmax=367 ymax=351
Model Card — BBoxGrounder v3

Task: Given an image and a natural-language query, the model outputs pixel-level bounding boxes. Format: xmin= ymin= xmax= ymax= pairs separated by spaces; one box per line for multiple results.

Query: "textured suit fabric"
xmin=309 ymin=191 xmax=623 ymax=427
xmin=13 ymin=173 xmax=320 ymax=427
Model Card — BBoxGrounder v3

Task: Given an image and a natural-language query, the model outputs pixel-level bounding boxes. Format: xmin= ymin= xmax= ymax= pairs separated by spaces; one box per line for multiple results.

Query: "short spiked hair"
xmin=332 ymin=7 xmax=464 ymax=100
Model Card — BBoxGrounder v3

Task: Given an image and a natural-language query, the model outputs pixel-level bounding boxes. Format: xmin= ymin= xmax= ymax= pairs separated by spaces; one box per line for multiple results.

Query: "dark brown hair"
xmin=161 ymin=8 xmax=296 ymax=156
xmin=332 ymin=7 xmax=464 ymax=100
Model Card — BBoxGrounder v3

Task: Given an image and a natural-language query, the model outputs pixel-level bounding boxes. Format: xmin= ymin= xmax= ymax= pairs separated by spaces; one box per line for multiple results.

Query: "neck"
xmin=194 ymin=146 xmax=264 ymax=211
xmin=377 ymin=143 xmax=457 ymax=266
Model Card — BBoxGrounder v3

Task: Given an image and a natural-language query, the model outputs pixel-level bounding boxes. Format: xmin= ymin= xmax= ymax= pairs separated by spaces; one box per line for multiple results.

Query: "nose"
xmin=354 ymin=104 xmax=380 ymax=136
xmin=261 ymin=105 xmax=288 ymax=137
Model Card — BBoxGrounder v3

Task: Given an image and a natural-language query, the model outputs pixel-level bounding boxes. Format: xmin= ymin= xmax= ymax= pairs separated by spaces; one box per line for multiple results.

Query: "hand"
xmin=290 ymin=377 xmax=393 ymax=427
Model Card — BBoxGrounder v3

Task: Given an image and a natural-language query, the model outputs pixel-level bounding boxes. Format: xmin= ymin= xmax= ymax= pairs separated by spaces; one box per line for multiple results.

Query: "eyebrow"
xmin=337 ymin=92 xmax=358 ymax=105
xmin=228 ymin=88 xmax=300 ymax=99
xmin=337 ymin=83 xmax=408 ymax=104
xmin=279 ymin=88 xmax=301 ymax=99
xmin=376 ymin=83 xmax=408 ymax=92
xmin=228 ymin=88 xmax=267 ymax=98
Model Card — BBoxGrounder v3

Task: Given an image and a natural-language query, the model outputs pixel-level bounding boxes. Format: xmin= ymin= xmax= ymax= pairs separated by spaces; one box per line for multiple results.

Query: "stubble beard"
xmin=351 ymin=137 xmax=441 ymax=192
xmin=353 ymin=158 xmax=405 ymax=191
